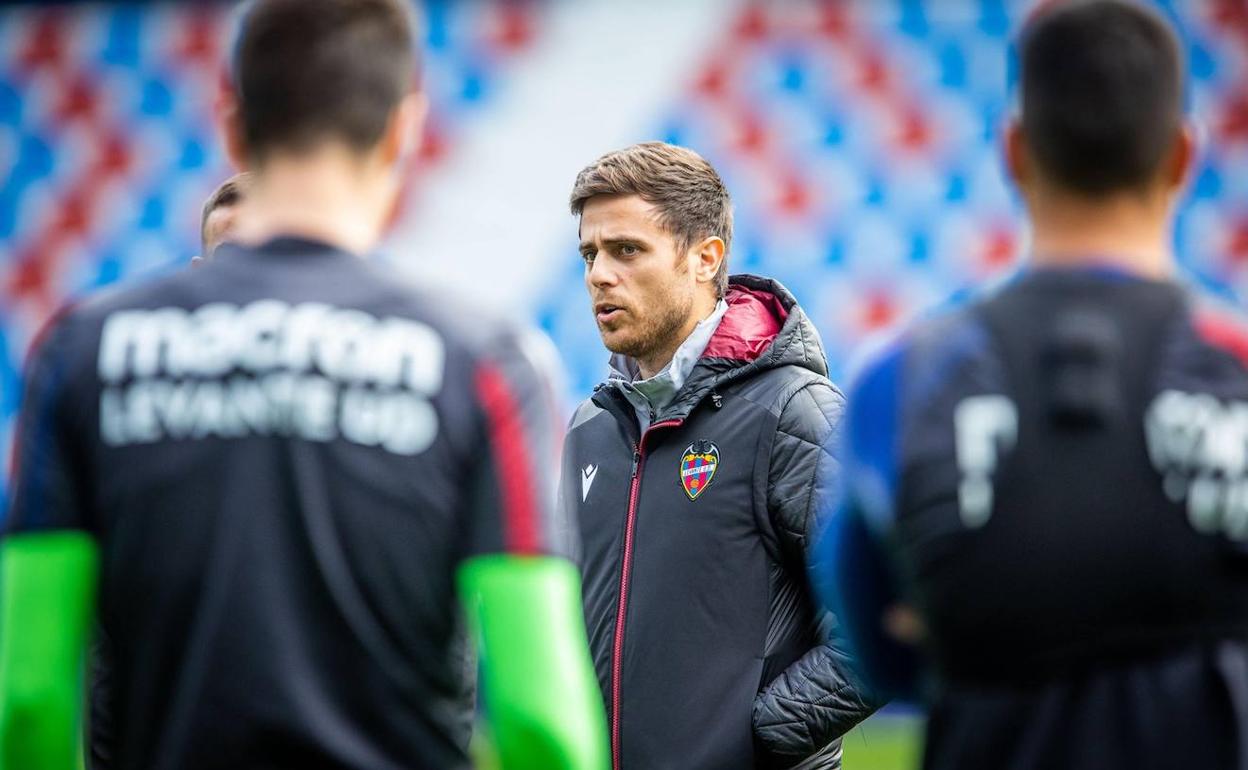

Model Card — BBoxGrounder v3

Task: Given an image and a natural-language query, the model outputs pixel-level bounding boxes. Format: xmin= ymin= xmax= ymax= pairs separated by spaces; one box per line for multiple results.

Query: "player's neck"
xmin=232 ymin=147 xmax=394 ymax=256
xmin=1026 ymin=188 xmax=1175 ymax=280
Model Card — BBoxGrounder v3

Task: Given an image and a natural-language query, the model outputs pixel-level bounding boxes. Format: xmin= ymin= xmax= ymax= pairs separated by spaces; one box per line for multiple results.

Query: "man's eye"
xmin=581 ymin=250 xmax=596 ymax=264
xmin=619 ymin=244 xmax=639 ymax=257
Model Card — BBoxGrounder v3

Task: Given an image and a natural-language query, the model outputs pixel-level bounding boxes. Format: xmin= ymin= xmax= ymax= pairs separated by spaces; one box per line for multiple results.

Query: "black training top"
xmin=826 ymin=268 xmax=1248 ymax=770
xmin=5 ymin=237 xmax=572 ymax=770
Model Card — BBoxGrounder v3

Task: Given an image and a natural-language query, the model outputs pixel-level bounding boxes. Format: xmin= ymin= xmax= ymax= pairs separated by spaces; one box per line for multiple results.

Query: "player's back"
xmin=9 ymin=237 xmax=561 ymax=770
xmin=879 ymin=268 xmax=1248 ymax=769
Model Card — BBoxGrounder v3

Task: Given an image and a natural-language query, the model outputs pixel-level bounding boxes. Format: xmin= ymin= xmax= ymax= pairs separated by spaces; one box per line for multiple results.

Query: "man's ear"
xmin=691 ymin=236 xmax=726 ymax=287
xmin=216 ymin=88 xmax=249 ymax=172
xmin=1164 ymin=121 xmax=1197 ymax=194
xmin=1004 ymin=118 xmax=1030 ymax=193
xmin=380 ymin=91 xmax=429 ymax=168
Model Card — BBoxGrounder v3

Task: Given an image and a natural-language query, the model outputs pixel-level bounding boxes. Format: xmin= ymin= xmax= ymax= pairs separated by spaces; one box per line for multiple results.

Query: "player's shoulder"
xmin=80 ymin=265 xmax=193 ymax=316
xmin=1142 ymin=281 xmax=1248 ymax=404
xmin=358 ymin=264 xmax=565 ymax=395
xmin=1179 ymin=284 xmax=1248 ymax=369
xmin=370 ymin=269 xmax=532 ymax=359
xmin=846 ymin=292 xmax=989 ymax=402
xmin=35 ymin=266 xmax=195 ymax=351
xmin=567 ymin=394 xmax=605 ymax=433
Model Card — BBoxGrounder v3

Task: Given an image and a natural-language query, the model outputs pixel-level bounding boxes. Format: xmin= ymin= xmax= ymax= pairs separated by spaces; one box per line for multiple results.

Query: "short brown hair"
xmin=570 ymin=142 xmax=733 ymax=297
xmin=200 ymin=172 xmax=253 ymax=250
xmin=1020 ymin=0 xmax=1184 ymax=194
xmin=231 ymin=0 xmax=418 ymax=161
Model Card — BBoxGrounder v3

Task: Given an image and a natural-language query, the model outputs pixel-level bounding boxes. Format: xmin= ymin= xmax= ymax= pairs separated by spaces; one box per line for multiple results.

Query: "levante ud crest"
xmin=680 ymin=440 xmax=720 ymax=500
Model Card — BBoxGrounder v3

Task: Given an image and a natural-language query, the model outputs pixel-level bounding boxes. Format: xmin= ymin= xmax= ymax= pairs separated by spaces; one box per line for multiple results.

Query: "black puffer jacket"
xmin=560 ymin=275 xmax=879 ymax=770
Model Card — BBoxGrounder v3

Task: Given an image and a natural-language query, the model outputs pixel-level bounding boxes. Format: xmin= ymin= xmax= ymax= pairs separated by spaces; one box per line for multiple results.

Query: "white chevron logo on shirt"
xmin=582 ymin=464 xmax=598 ymax=502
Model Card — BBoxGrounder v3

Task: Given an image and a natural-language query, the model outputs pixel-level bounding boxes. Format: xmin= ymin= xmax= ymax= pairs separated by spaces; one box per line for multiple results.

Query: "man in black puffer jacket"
xmin=560 ymin=142 xmax=880 ymax=770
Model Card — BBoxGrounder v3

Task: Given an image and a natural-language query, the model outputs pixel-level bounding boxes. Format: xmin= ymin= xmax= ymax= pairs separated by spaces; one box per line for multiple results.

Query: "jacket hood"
xmin=700 ymin=274 xmax=828 ymax=380
xmin=596 ymin=274 xmax=828 ymax=424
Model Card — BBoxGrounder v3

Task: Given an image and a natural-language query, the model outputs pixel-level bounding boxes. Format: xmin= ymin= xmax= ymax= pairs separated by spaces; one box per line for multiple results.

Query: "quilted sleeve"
xmin=766 ymin=380 xmax=844 ymax=567
xmin=754 ymin=381 xmax=882 ymax=767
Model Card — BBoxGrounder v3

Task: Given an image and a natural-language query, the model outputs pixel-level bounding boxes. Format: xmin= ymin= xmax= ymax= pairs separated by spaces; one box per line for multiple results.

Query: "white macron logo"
xmin=582 ymin=464 xmax=598 ymax=502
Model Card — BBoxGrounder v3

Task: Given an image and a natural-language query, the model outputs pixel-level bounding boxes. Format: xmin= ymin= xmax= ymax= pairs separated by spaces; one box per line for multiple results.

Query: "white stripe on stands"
xmin=385 ymin=0 xmax=730 ymax=317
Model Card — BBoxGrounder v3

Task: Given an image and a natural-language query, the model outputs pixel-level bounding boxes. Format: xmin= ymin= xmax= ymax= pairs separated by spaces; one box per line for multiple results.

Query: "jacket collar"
xmin=593 ymin=274 xmax=829 ymax=426
xmin=606 ymin=299 xmax=729 ymax=429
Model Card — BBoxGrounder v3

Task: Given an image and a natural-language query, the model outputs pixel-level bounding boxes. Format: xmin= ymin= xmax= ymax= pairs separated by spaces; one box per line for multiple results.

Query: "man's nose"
xmin=587 ymin=255 xmax=619 ymax=288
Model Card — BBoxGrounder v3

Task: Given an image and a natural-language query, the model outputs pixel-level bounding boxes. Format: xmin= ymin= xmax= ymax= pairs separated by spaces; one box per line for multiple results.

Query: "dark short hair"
xmin=570 ymin=142 xmax=733 ymax=298
xmin=231 ymin=0 xmax=418 ymax=161
xmin=1018 ymin=0 xmax=1184 ymax=195
xmin=200 ymin=172 xmax=252 ymax=249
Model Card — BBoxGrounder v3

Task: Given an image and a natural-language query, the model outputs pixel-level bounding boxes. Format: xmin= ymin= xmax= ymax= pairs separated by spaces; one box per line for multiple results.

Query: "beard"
xmin=599 ymin=286 xmax=694 ymax=365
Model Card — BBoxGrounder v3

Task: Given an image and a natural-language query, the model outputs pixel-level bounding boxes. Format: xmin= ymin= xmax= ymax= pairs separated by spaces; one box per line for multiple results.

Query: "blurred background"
xmin=0 ymin=0 xmax=1244 ymax=766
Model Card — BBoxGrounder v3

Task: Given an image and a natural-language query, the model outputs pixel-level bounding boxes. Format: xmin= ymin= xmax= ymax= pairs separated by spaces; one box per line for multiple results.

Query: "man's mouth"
xmin=595 ymin=303 xmax=625 ymax=324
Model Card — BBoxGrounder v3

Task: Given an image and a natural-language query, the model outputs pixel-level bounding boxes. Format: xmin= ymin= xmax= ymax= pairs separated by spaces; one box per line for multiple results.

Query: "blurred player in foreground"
xmin=87 ymin=174 xmax=252 ymax=770
xmin=193 ymin=171 xmax=253 ymax=264
xmin=0 ymin=1 xmax=606 ymax=769
xmin=817 ymin=1 xmax=1248 ymax=768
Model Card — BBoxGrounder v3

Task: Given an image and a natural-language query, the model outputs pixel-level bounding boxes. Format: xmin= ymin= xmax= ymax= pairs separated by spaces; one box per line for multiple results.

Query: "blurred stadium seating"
xmin=0 ymin=0 xmax=1244 ymax=505
xmin=0 ymin=0 xmax=541 ymax=498
xmin=540 ymin=0 xmax=1248 ymax=397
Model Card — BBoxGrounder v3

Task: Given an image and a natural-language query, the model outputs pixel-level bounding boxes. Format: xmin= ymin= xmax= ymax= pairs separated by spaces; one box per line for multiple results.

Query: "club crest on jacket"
xmin=680 ymin=440 xmax=720 ymax=500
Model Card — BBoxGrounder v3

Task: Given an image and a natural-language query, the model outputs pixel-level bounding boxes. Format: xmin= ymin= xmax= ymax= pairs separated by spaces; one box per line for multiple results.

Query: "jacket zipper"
xmin=611 ymin=419 xmax=681 ymax=770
